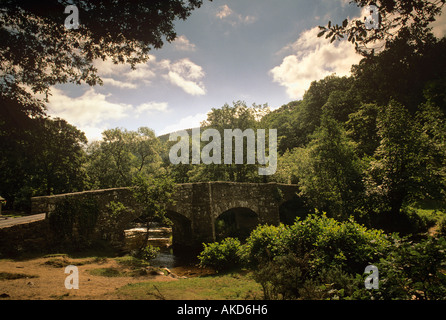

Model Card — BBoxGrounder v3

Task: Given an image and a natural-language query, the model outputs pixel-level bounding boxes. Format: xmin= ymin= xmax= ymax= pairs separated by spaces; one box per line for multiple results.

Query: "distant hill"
xmin=157 ymin=128 xmax=196 ymax=142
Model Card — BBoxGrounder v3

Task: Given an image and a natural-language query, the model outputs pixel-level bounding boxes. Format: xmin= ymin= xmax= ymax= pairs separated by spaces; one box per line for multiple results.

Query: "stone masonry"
xmin=30 ymin=182 xmax=300 ymax=250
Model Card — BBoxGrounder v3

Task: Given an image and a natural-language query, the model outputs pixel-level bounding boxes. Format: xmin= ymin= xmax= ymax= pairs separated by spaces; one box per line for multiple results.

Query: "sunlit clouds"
xmin=270 ymin=27 xmax=362 ymax=99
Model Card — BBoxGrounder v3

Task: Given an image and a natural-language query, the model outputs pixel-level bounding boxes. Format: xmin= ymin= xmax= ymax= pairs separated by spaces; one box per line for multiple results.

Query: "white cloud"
xmin=93 ymin=56 xmax=157 ymax=88
xmin=93 ymin=58 xmax=129 ymax=76
xmin=48 ymin=87 xmax=132 ymax=128
xmin=136 ymin=102 xmax=169 ymax=115
xmin=159 ymin=112 xmax=209 ymax=136
xmin=270 ymin=27 xmax=362 ymax=99
xmin=92 ymin=55 xmax=206 ymax=96
xmin=216 ymin=4 xmax=233 ymax=19
xmin=172 ymin=35 xmax=197 ymax=52
xmin=431 ymin=7 xmax=446 ymax=38
xmin=215 ymin=4 xmax=257 ymax=26
xmin=162 ymin=58 xmax=206 ymax=96
xmin=101 ymin=77 xmax=138 ymax=89
xmin=46 ymin=87 xmax=164 ymax=141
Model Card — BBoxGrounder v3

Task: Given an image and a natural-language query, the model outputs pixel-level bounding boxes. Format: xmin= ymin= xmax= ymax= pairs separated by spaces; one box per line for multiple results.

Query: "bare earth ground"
xmin=0 ymin=256 xmax=210 ymax=300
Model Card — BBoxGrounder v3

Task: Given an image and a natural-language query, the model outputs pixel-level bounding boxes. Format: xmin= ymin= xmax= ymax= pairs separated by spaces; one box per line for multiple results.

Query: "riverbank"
xmin=0 ymin=252 xmax=254 ymax=300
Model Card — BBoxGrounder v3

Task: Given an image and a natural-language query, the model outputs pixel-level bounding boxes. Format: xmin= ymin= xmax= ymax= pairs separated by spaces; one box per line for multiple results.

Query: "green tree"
xmin=296 ymin=115 xmax=363 ymax=219
xmin=187 ymin=101 xmax=268 ymax=183
xmin=364 ymin=101 xmax=444 ymax=219
xmin=32 ymin=117 xmax=88 ymax=196
xmin=0 ymin=115 xmax=88 ymax=210
xmin=318 ymin=0 xmax=445 ymax=55
xmin=351 ymin=35 xmax=446 ymax=114
xmin=345 ymin=103 xmax=380 ymax=157
xmin=261 ymin=100 xmax=304 ymax=154
xmin=1 ymin=0 xmax=208 ymax=115
xmin=131 ymin=174 xmax=176 ymax=253
xmin=85 ymin=127 xmax=163 ymax=189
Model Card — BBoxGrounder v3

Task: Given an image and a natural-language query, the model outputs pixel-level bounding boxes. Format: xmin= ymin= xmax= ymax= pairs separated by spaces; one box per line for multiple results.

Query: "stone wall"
xmin=0 ymin=220 xmax=50 ymax=256
xmin=29 ymin=183 xmax=301 ymax=251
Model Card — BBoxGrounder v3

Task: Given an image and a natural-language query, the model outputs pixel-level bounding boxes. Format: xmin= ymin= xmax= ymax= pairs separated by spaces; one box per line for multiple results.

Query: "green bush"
xmin=198 ymin=237 xmax=242 ymax=272
xmin=139 ymin=244 xmax=160 ymax=262
xmin=438 ymin=216 xmax=446 ymax=237
xmin=287 ymin=214 xmax=390 ymax=274
xmin=242 ymin=224 xmax=288 ymax=267
xmin=372 ymin=236 xmax=446 ymax=300
xmin=244 ymin=214 xmax=390 ymax=275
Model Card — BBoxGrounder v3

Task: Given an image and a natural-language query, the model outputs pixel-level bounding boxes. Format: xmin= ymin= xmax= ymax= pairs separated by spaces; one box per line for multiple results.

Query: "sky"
xmin=45 ymin=0 xmax=446 ymax=142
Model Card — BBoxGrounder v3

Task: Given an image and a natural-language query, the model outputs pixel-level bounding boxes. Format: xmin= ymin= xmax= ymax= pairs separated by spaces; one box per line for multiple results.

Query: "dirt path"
xmin=0 ymin=255 xmax=199 ymax=300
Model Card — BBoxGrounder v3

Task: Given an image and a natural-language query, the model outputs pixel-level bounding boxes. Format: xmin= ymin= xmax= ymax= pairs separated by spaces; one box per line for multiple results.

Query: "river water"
xmin=124 ymin=227 xmax=196 ymax=268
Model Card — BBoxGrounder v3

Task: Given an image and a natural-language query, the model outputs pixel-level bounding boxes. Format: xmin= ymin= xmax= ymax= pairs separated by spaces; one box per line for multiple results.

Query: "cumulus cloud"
xmin=270 ymin=27 xmax=362 ymax=99
xmin=162 ymin=58 xmax=206 ymax=96
xmin=93 ymin=55 xmax=157 ymax=88
xmin=93 ymin=54 xmax=206 ymax=96
xmin=135 ymin=102 xmax=169 ymax=115
xmin=172 ymin=35 xmax=197 ymax=52
xmin=48 ymin=87 xmax=132 ymax=127
xmin=159 ymin=112 xmax=209 ymax=136
xmin=101 ymin=77 xmax=138 ymax=89
xmin=47 ymin=87 xmax=169 ymax=141
xmin=216 ymin=4 xmax=257 ymax=26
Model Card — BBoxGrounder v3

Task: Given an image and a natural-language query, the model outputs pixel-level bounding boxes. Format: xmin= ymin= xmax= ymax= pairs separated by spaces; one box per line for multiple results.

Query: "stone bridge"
xmin=31 ymin=182 xmax=302 ymax=250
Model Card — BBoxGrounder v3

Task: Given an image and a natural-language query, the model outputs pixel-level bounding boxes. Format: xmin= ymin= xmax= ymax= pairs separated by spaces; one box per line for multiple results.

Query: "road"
xmin=0 ymin=213 xmax=46 ymax=228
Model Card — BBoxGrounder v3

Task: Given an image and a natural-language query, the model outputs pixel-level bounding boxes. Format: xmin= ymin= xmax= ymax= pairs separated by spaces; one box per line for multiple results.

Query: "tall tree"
xmin=296 ymin=115 xmax=363 ymax=219
xmin=0 ymin=0 xmax=208 ymax=115
xmin=0 ymin=115 xmax=88 ymax=210
xmin=318 ymin=0 xmax=445 ymax=55
xmin=187 ymin=101 xmax=268 ymax=183
xmin=131 ymin=174 xmax=176 ymax=253
xmin=364 ymin=101 xmax=445 ymax=218
xmin=85 ymin=127 xmax=163 ymax=189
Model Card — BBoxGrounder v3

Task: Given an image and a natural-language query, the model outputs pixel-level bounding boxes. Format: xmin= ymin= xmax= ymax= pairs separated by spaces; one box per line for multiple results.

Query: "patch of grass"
xmin=116 ymin=272 xmax=262 ymax=300
xmin=115 ymin=255 xmax=150 ymax=269
xmin=89 ymin=267 xmax=124 ymax=277
xmin=0 ymin=272 xmax=39 ymax=280
xmin=43 ymin=256 xmax=108 ymax=268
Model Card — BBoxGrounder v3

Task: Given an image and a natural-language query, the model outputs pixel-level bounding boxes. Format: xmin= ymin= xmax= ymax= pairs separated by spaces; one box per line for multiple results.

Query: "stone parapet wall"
xmin=27 ymin=183 xmax=300 ymax=252
xmin=0 ymin=219 xmax=50 ymax=256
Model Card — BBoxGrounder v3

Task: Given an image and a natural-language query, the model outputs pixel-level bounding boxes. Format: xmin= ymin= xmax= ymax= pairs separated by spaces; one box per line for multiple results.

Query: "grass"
xmin=116 ymin=272 xmax=263 ymax=300
xmin=0 ymin=272 xmax=39 ymax=280
xmin=89 ymin=267 xmax=124 ymax=277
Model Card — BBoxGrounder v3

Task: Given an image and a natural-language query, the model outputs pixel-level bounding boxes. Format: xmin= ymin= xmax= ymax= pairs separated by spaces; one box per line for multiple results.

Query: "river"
xmin=124 ymin=227 xmax=197 ymax=269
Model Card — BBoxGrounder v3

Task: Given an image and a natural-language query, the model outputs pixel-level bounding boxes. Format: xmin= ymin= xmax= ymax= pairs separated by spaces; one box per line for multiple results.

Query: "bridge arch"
xmin=279 ymin=195 xmax=312 ymax=225
xmin=214 ymin=207 xmax=259 ymax=241
xmin=165 ymin=210 xmax=193 ymax=250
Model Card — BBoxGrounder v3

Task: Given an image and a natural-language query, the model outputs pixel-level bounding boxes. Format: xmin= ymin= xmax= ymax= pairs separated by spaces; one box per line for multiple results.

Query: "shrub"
xmin=140 ymin=245 xmax=160 ymax=262
xmin=198 ymin=237 xmax=242 ymax=272
xmin=372 ymin=236 xmax=446 ymax=300
xmin=285 ymin=214 xmax=391 ymax=274
xmin=242 ymin=224 xmax=288 ymax=267
xmin=244 ymin=214 xmax=391 ymax=274
xmin=252 ymin=253 xmax=312 ymax=300
xmin=438 ymin=216 xmax=446 ymax=237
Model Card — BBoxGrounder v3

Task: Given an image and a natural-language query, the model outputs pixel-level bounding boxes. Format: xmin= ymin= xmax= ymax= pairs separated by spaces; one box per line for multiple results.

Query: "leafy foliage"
xmin=48 ymin=196 xmax=100 ymax=249
xmin=131 ymin=174 xmax=176 ymax=253
xmin=198 ymin=237 xmax=243 ymax=272
xmin=0 ymin=0 xmax=208 ymax=114
xmin=372 ymin=236 xmax=446 ymax=300
xmin=318 ymin=0 xmax=445 ymax=55
xmin=85 ymin=127 xmax=164 ymax=189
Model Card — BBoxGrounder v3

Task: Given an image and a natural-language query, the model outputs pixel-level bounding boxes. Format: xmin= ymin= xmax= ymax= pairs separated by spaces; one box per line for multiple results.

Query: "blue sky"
xmin=44 ymin=0 xmax=445 ymax=141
